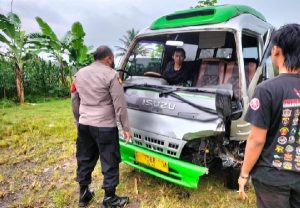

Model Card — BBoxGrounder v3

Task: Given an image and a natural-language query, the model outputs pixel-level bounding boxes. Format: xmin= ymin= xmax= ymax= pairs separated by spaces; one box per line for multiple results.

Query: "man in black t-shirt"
xmin=239 ymin=24 xmax=300 ymax=208
xmin=163 ymin=48 xmax=192 ymax=85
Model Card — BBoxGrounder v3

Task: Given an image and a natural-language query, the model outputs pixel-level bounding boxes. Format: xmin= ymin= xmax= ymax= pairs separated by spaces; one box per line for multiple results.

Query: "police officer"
xmin=71 ymin=45 xmax=131 ymax=208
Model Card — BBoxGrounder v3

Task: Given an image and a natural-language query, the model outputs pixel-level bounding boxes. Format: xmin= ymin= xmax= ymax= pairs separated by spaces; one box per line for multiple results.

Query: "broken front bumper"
xmin=120 ymin=140 xmax=208 ymax=189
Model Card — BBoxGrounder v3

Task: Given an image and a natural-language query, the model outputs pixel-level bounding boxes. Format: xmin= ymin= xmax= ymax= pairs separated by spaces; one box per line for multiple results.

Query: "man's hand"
xmin=123 ymin=131 xmax=131 ymax=144
xmin=238 ymin=176 xmax=249 ymax=200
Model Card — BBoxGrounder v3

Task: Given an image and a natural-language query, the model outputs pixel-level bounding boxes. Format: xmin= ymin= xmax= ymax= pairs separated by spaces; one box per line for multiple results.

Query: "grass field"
xmin=0 ymin=99 xmax=256 ymax=208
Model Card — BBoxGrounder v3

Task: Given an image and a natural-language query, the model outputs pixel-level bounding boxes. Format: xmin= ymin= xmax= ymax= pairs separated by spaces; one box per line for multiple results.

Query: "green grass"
xmin=0 ymin=99 xmax=256 ymax=207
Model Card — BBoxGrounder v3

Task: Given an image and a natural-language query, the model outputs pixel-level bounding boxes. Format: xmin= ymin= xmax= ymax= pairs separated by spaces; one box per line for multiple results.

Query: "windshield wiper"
xmin=169 ymin=91 xmax=217 ymax=115
xmin=159 ymin=87 xmax=216 ymax=97
xmin=124 ymin=84 xmax=217 ymax=115
xmin=158 ymin=88 xmax=178 ymax=97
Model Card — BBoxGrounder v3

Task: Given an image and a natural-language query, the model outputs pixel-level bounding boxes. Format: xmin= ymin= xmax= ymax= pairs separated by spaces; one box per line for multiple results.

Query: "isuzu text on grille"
xmin=142 ymin=98 xmax=176 ymax=110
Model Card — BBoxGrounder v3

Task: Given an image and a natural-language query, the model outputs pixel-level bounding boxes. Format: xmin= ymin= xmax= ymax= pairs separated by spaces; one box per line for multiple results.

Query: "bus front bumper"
xmin=120 ymin=140 xmax=208 ymax=189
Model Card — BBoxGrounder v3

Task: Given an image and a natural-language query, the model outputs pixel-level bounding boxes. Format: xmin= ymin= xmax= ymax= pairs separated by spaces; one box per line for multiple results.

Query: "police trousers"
xmin=76 ymin=124 xmax=121 ymax=190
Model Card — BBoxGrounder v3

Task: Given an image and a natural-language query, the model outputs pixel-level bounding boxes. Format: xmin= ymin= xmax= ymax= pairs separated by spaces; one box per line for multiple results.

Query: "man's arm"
xmin=71 ymin=81 xmax=80 ymax=126
xmin=238 ymin=125 xmax=267 ymax=199
xmin=109 ymin=73 xmax=131 ymax=142
xmin=241 ymin=125 xmax=267 ymax=176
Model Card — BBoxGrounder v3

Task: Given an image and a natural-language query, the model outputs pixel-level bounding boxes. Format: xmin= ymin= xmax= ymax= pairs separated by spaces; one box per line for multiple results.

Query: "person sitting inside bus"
xmin=163 ymin=48 xmax=192 ymax=85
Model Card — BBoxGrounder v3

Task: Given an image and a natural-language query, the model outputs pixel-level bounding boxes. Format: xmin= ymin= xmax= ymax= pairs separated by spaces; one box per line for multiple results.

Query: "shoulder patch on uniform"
xmin=71 ymin=82 xmax=76 ymax=93
xmin=250 ymin=98 xmax=260 ymax=111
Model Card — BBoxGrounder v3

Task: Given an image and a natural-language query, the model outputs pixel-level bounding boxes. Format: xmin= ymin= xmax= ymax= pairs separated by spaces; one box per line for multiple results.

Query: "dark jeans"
xmin=76 ymin=124 xmax=121 ymax=190
xmin=252 ymin=179 xmax=300 ymax=208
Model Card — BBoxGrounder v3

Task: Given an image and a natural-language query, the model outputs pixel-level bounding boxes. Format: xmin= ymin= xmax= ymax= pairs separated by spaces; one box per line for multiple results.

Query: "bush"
xmin=0 ymin=57 xmax=70 ymax=100
xmin=0 ymin=57 xmax=16 ymax=99
xmin=0 ymin=98 xmax=17 ymax=108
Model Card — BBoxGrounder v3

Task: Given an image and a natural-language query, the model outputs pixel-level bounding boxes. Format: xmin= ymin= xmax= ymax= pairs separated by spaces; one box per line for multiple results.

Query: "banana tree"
xmin=68 ymin=22 xmax=93 ymax=72
xmin=0 ymin=12 xmax=39 ymax=103
xmin=35 ymin=18 xmax=92 ymax=84
xmin=35 ymin=17 xmax=69 ymax=86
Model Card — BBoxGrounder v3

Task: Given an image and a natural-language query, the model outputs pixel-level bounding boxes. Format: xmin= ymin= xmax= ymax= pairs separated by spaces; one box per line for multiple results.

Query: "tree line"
xmin=0 ymin=1 xmax=217 ymax=103
xmin=0 ymin=12 xmax=141 ymax=104
xmin=0 ymin=12 xmax=92 ymax=103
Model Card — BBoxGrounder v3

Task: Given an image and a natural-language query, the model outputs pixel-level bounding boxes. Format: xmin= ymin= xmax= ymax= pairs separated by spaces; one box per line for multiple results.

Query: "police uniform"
xmin=71 ymin=61 xmax=129 ymax=191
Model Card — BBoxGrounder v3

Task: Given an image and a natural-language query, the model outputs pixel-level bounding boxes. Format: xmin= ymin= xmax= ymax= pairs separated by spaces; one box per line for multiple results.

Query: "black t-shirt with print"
xmin=163 ymin=61 xmax=191 ymax=85
xmin=245 ymin=73 xmax=300 ymax=186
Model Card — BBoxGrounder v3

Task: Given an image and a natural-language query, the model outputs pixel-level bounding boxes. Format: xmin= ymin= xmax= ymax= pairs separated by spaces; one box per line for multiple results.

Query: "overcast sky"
xmin=1 ymin=0 xmax=300 ymax=52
